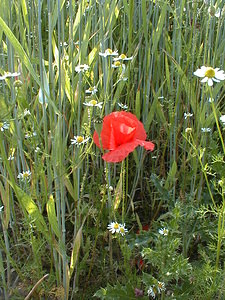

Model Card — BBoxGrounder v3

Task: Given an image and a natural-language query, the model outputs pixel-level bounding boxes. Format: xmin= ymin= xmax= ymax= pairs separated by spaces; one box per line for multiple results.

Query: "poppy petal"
xmin=100 ymin=114 xmax=117 ymax=149
xmin=136 ymin=139 xmax=155 ymax=151
xmin=93 ymin=131 xmax=101 ymax=148
xmin=134 ymin=120 xmax=147 ymax=140
xmin=99 ymin=111 xmax=137 ymax=149
xmin=119 ymin=111 xmax=147 ymax=140
xmin=102 ymin=140 xmax=139 ymax=162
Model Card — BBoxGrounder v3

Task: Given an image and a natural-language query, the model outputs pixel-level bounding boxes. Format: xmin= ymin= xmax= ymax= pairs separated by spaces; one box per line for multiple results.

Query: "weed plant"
xmin=0 ymin=0 xmax=225 ymax=299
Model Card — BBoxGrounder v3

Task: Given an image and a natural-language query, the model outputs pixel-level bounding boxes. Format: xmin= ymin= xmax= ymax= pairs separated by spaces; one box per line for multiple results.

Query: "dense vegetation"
xmin=0 ymin=0 xmax=225 ymax=299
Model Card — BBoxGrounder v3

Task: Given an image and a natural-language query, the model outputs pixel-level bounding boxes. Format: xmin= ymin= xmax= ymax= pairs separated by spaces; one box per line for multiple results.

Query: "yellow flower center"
xmin=0 ymin=122 xmax=3 ymax=127
xmin=106 ymin=48 xmax=113 ymax=54
xmin=77 ymin=136 xmax=84 ymax=143
xmin=90 ymin=100 xmax=97 ymax=106
xmin=114 ymin=61 xmax=121 ymax=67
xmin=205 ymin=67 xmax=215 ymax=78
xmin=120 ymin=227 xmax=125 ymax=233
xmin=120 ymin=53 xmax=127 ymax=60
xmin=158 ymin=282 xmax=163 ymax=289
xmin=23 ymin=173 xmax=30 ymax=178
xmin=114 ymin=223 xmax=119 ymax=229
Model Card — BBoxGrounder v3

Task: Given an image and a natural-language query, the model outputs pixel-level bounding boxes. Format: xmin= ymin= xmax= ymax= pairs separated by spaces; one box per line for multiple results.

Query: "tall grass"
xmin=0 ymin=0 xmax=225 ymax=299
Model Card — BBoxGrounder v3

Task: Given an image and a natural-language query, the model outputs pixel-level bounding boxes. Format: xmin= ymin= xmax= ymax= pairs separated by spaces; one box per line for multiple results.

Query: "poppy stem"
xmin=122 ymin=160 xmax=125 ymax=223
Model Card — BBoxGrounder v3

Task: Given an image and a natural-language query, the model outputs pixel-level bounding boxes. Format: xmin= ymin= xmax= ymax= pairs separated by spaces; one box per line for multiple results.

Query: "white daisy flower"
xmin=113 ymin=53 xmax=133 ymax=61
xmin=184 ymin=112 xmax=193 ymax=119
xmin=0 ymin=122 xmax=10 ymax=132
xmin=25 ymin=131 xmax=37 ymax=139
xmin=23 ymin=109 xmax=31 ymax=116
xmin=35 ymin=146 xmax=41 ymax=153
xmin=147 ymin=286 xmax=156 ymax=299
xmin=0 ymin=72 xmax=20 ymax=80
xmin=194 ymin=66 xmax=225 ymax=86
xmin=118 ymin=223 xmax=128 ymax=236
xmin=157 ymin=281 xmax=166 ymax=293
xmin=75 ymin=64 xmax=89 ymax=73
xmin=71 ymin=135 xmax=90 ymax=146
xmin=220 ymin=115 xmax=225 ymax=125
xmin=85 ymin=86 xmax=98 ymax=95
xmin=112 ymin=61 xmax=123 ymax=68
xmin=17 ymin=170 xmax=32 ymax=181
xmin=83 ymin=99 xmax=103 ymax=108
xmin=208 ymin=97 xmax=214 ymax=103
xmin=117 ymin=103 xmax=128 ymax=110
xmin=8 ymin=155 xmax=14 ymax=161
xmin=99 ymin=48 xmax=118 ymax=57
xmin=107 ymin=222 xmax=120 ymax=234
xmin=201 ymin=127 xmax=211 ymax=132
xmin=107 ymin=222 xmax=128 ymax=236
xmin=158 ymin=227 xmax=169 ymax=236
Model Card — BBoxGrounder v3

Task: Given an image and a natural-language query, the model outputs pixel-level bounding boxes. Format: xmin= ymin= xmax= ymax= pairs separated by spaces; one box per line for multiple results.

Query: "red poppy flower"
xmin=93 ymin=111 xmax=155 ymax=162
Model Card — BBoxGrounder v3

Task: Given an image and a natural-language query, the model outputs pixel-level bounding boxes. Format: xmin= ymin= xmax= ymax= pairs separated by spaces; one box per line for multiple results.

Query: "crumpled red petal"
xmin=136 ymin=139 xmax=155 ymax=151
xmin=93 ymin=131 xmax=101 ymax=148
xmin=101 ymin=112 xmax=137 ymax=149
xmin=93 ymin=111 xmax=155 ymax=162
xmin=102 ymin=140 xmax=140 ymax=162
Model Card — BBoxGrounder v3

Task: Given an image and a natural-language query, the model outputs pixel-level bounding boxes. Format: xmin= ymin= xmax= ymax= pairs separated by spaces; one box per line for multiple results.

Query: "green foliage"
xmin=0 ymin=0 xmax=225 ymax=299
xmin=94 ymin=282 xmax=140 ymax=300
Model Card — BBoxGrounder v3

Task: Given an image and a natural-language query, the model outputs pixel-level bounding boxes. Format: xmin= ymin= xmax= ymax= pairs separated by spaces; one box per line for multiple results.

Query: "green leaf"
xmin=0 ymin=181 xmax=9 ymax=230
xmin=0 ymin=16 xmax=40 ymax=85
xmin=14 ymin=185 xmax=49 ymax=241
xmin=46 ymin=195 xmax=60 ymax=239
xmin=152 ymin=3 xmax=167 ymax=53
xmin=69 ymin=224 xmax=83 ymax=279
xmin=165 ymin=160 xmax=177 ymax=189
xmin=135 ymin=90 xmax=141 ymax=120
xmin=38 ymin=60 xmax=49 ymax=105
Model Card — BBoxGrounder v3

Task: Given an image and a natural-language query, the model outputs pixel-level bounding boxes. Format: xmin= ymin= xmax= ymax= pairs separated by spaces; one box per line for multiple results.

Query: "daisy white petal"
xmin=0 ymin=72 xmax=20 ymax=80
xmin=107 ymin=222 xmax=120 ymax=234
xmin=159 ymin=227 xmax=169 ymax=236
xmin=157 ymin=281 xmax=166 ymax=293
xmin=200 ymin=77 xmax=208 ymax=83
xmin=83 ymin=100 xmax=103 ymax=108
xmin=201 ymin=127 xmax=211 ymax=132
xmin=118 ymin=223 xmax=128 ymax=236
xmin=147 ymin=287 xmax=156 ymax=299
xmin=71 ymin=135 xmax=90 ymax=146
xmin=99 ymin=48 xmax=118 ymax=57
xmin=194 ymin=66 xmax=225 ymax=86
xmin=113 ymin=53 xmax=133 ymax=61
xmin=85 ymin=86 xmax=98 ymax=95
xmin=208 ymin=78 xmax=213 ymax=86
xmin=112 ymin=61 xmax=122 ymax=68
xmin=75 ymin=64 xmax=89 ymax=73
xmin=17 ymin=170 xmax=32 ymax=181
xmin=193 ymin=66 xmax=207 ymax=77
xmin=0 ymin=122 xmax=10 ymax=132
xmin=220 ymin=115 xmax=225 ymax=125
xmin=215 ymin=70 xmax=225 ymax=80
